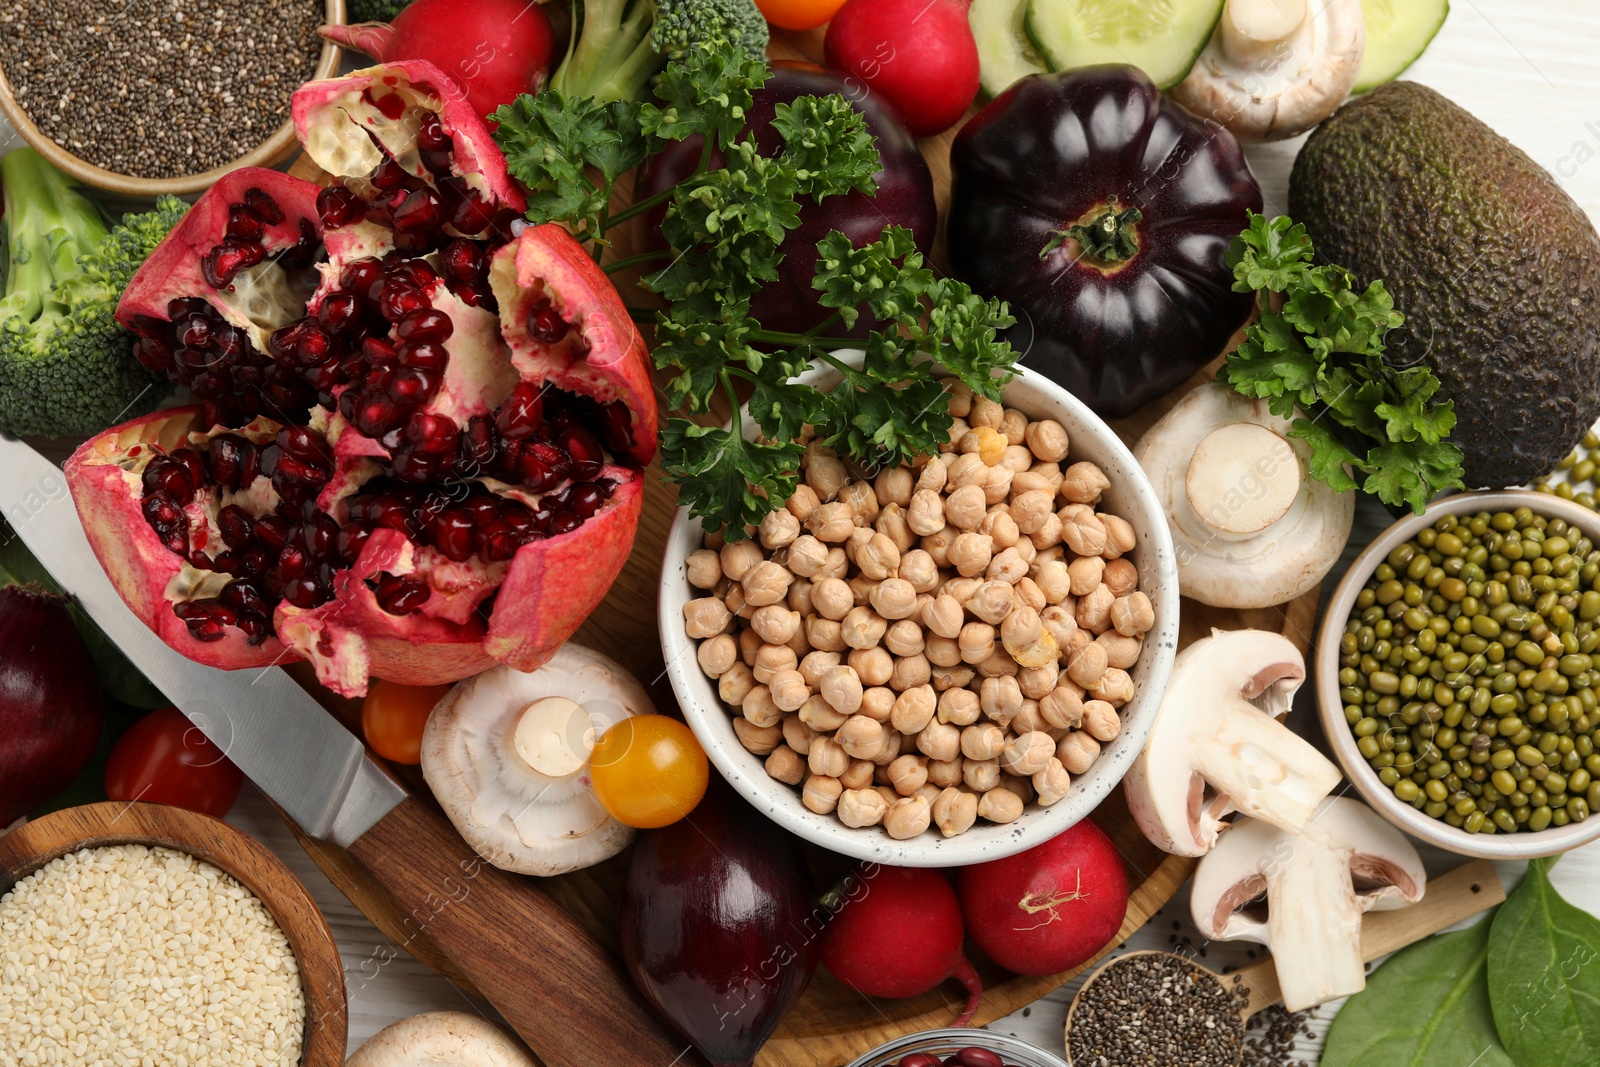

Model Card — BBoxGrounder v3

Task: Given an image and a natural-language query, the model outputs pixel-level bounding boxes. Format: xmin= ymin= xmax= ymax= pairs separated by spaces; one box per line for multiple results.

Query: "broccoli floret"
xmin=347 ymin=0 xmax=412 ymax=22
xmin=0 ymin=148 xmax=184 ymax=437
xmin=550 ymin=0 xmax=770 ymax=103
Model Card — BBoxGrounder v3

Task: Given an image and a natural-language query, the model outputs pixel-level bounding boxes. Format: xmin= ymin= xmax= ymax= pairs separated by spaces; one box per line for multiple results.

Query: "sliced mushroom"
xmin=1135 ymin=382 xmax=1353 ymax=609
xmin=1190 ymin=797 xmax=1426 ymax=1011
xmin=1170 ymin=0 xmax=1365 ymax=142
xmin=1122 ymin=628 xmax=1340 ymax=857
xmin=346 ymin=1011 xmax=536 ymax=1067
xmin=422 ymin=643 xmax=654 ymax=876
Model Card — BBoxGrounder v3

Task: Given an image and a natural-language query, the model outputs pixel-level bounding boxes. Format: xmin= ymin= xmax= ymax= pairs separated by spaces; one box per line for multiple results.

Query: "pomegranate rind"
xmin=290 ymin=60 xmax=527 ymax=216
xmin=65 ymin=409 xmax=288 ymax=671
xmin=116 ymin=169 xmax=323 ymax=347
xmin=491 ymin=224 xmax=659 ymax=468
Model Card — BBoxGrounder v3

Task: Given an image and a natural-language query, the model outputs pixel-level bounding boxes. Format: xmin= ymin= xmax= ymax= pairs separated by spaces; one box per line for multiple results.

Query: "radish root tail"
xmin=949 ymin=954 xmax=984 ymax=1027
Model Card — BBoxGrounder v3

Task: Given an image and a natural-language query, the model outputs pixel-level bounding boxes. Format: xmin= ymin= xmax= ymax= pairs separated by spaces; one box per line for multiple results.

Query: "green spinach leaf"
xmin=1488 ymin=857 xmax=1600 ymax=1067
xmin=1320 ymin=920 xmax=1514 ymax=1067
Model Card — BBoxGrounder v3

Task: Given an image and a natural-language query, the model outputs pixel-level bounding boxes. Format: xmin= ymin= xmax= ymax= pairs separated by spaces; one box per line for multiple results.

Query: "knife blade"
xmin=0 ymin=436 xmax=403 ymax=845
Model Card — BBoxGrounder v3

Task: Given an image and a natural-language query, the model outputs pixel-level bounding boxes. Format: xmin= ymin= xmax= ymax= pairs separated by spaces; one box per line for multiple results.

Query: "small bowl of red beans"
xmin=847 ymin=1029 xmax=1070 ymax=1067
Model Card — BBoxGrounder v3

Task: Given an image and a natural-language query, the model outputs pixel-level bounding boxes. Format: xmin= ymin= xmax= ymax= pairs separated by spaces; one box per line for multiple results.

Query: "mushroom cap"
xmin=1170 ymin=0 xmax=1366 ymax=142
xmin=1189 ymin=796 xmax=1427 ymax=944
xmin=422 ymin=642 xmax=653 ymax=876
xmin=346 ymin=1011 xmax=536 ymax=1067
xmin=1135 ymin=383 xmax=1353 ymax=609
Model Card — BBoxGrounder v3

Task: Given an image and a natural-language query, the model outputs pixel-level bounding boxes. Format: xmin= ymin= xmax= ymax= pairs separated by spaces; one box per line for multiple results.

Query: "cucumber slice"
xmin=971 ymin=0 xmax=1049 ymax=99
xmin=1023 ymin=0 xmax=1226 ymax=90
xmin=1355 ymin=0 xmax=1449 ymax=93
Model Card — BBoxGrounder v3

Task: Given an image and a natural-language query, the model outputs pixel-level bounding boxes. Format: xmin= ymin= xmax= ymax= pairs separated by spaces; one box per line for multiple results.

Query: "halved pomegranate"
xmin=68 ymin=63 xmax=657 ymax=698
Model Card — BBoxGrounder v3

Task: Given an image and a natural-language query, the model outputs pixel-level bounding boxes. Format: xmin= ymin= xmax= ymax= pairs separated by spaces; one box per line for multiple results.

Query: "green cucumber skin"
xmin=1355 ymin=0 xmax=1450 ymax=93
xmin=1021 ymin=0 xmax=1225 ymax=91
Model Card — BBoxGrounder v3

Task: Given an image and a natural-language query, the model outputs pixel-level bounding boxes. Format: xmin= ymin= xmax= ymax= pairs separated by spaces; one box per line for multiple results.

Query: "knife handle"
xmin=344 ymin=795 xmax=692 ymax=1067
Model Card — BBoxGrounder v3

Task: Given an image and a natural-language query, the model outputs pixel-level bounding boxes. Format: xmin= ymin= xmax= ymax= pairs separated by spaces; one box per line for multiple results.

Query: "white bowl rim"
xmin=658 ymin=358 xmax=1180 ymax=867
xmin=1316 ymin=488 xmax=1600 ymax=860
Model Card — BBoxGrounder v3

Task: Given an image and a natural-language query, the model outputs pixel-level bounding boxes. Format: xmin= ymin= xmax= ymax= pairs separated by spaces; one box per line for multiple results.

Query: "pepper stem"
xmin=1041 ymin=197 xmax=1143 ymax=264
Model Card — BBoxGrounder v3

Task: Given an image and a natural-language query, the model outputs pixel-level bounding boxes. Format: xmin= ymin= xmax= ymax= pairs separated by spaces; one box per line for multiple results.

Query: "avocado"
xmin=1290 ymin=81 xmax=1600 ymax=488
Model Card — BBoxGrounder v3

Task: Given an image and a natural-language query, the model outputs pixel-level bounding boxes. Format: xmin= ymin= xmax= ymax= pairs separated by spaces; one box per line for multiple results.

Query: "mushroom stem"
xmin=1183 ymin=699 xmax=1337 ymax=836
xmin=1263 ymin=827 xmax=1367 ymax=1011
xmin=512 ymin=696 xmax=595 ymax=779
xmin=1184 ymin=422 xmax=1302 ymax=537
xmin=1219 ymin=0 xmax=1309 ymax=65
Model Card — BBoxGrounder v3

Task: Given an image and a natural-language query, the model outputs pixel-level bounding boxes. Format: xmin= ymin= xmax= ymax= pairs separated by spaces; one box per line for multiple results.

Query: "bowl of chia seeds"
xmin=0 ymin=0 xmax=345 ymax=196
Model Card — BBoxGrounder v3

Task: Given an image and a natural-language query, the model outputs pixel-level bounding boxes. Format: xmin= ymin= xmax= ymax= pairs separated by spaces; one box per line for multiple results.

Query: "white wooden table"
xmin=9 ymin=0 xmax=1600 ymax=1060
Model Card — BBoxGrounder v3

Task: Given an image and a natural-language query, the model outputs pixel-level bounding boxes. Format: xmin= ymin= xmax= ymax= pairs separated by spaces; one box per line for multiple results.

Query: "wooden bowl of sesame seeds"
xmin=0 ymin=0 xmax=347 ymax=198
xmin=0 ymin=801 xmax=347 ymax=1066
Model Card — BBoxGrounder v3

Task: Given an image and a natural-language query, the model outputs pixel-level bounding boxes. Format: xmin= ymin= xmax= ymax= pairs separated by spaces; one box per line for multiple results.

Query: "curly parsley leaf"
xmin=491 ymin=91 xmax=650 ymax=238
xmin=659 ymin=420 xmax=803 ymax=533
xmin=1223 ymin=211 xmax=1464 ymax=513
xmin=768 ymin=96 xmax=880 ymax=201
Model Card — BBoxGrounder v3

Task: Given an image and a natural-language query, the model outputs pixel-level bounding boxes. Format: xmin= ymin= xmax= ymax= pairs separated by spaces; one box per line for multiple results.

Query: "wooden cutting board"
xmin=277 ymin=27 xmax=1321 ymax=1067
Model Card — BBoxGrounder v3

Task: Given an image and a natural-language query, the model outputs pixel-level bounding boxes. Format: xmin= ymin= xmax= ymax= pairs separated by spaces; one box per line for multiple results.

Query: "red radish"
xmin=320 ymin=0 xmax=557 ymax=123
xmin=821 ymin=865 xmax=982 ymax=1024
xmin=823 ymin=0 xmax=980 ymax=137
xmin=956 ymin=821 xmax=1129 ymax=977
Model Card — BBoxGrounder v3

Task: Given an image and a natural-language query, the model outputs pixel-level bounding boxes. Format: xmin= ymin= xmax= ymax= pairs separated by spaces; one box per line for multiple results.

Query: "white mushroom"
xmin=347 ymin=1011 xmax=536 ymax=1067
xmin=1135 ymin=383 xmax=1353 ymax=609
xmin=1190 ymin=797 xmax=1426 ymax=1011
xmin=1122 ymin=628 xmax=1340 ymax=857
xmin=422 ymin=643 xmax=653 ymax=876
xmin=1170 ymin=0 xmax=1365 ymax=142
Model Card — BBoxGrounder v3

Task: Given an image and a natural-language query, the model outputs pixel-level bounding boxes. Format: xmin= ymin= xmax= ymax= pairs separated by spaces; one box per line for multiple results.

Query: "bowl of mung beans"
xmin=0 ymin=0 xmax=346 ymax=197
xmin=1316 ymin=489 xmax=1600 ymax=858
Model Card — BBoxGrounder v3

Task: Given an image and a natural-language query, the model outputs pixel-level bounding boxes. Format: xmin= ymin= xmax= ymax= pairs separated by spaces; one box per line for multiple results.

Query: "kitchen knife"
xmin=0 ymin=437 xmax=693 ymax=1067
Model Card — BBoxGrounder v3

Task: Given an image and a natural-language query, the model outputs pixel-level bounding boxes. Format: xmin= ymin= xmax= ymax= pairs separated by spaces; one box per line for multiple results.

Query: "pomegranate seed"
xmin=278 ymin=426 xmax=331 ymax=467
xmin=417 ymin=113 xmax=450 ymax=151
xmin=548 ymin=511 xmax=581 ymax=536
xmin=280 ymin=218 xmax=321 ymax=271
xmin=430 ymin=509 xmax=475 ymax=562
xmin=386 ymin=257 xmax=439 ymax=288
xmin=446 ymin=278 xmax=497 ymax=311
xmin=451 ymin=191 xmax=496 ymax=234
xmin=271 ymin=455 xmax=331 ymax=504
xmin=600 ymin=401 xmax=635 ymax=454
xmin=338 ymin=524 xmax=372 ymax=564
xmin=420 ymin=149 xmax=454 ymax=177
xmin=142 ymin=457 xmax=195 ymax=506
xmin=342 ymin=257 xmax=385 ymax=299
xmin=354 ymin=395 xmax=402 ymax=438
xmin=134 ymin=335 xmax=176 ymax=372
xmin=440 ymin=239 xmax=486 ymax=282
xmin=495 ymin=383 xmax=546 ymax=440
xmin=558 ymin=425 xmax=605 ymax=478
xmin=186 ymin=616 xmax=228 ymax=642
xmin=282 ymin=577 xmax=322 ymax=608
xmin=456 ymin=415 xmax=497 ymax=467
xmin=220 ymin=579 xmax=269 ymax=615
xmin=273 ymin=544 xmax=310 ymax=582
xmin=525 ymin=298 xmax=569 ymax=343
xmin=254 ymin=514 xmax=292 ymax=551
xmin=226 ymin=204 xmax=266 ymax=242
xmin=237 ymin=613 xmax=272 ymax=644
xmin=317 ymin=185 xmax=367 ymax=229
xmin=372 ymin=497 xmax=413 ymax=532
xmin=179 ymin=314 xmax=214 ymax=349
xmin=243 ymin=187 xmax=285 ymax=224
xmin=397 ymin=307 xmax=453 ymax=343
xmin=475 ymin=519 xmax=518 ymax=562
xmin=375 ymin=575 xmax=431 ymax=614
xmin=362 ymin=336 xmax=399 ymax=367
xmin=295 ymin=323 xmax=335 ymax=366
xmin=202 ymin=239 xmax=264 ymax=289
xmin=381 ymin=285 xmax=430 ymax=323
xmin=393 ymin=188 xmax=444 ymax=235
xmin=300 ymin=514 xmax=340 ymax=560
xmin=371 ymin=157 xmax=408 ymax=192
xmin=316 ymin=294 xmax=362 ymax=336
xmin=397 ymin=343 xmax=449 ymax=375
xmin=404 ymin=412 xmax=459 ymax=453
xmin=568 ymin=482 xmax=606 ymax=519
xmin=528 ymin=505 xmax=555 ymax=534
xmin=217 ymin=505 xmax=255 ymax=549
xmin=206 ymin=434 xmax=258 ymax=490
xmin=387 ymin=368 xmax=438 ymax=406
xmin=237 ymin=547 xmax=271 ymax=578
xmin=507 ymin=448 xmax=551 ymax=491
xmin=213 ymin=550 xmax=242 ymax=575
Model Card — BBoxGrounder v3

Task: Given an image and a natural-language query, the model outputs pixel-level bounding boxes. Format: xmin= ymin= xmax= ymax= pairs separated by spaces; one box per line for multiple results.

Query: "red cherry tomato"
xmin=756 ymin=0 xmax=848 ymax=31
xmin=362 ymin=679 xmax=453 ymax=765
xmin=105 ymin=707 xmax=244 ymax=818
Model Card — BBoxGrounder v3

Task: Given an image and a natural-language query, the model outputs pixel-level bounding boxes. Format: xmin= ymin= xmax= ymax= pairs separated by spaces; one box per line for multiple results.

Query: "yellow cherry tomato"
xmin=756 ymin=0 xmax=848 ymax=31
xmin=589 ymin=716 xmax=709 ymax=828
xmin=362 ymin=679 xmax=453 ymax=765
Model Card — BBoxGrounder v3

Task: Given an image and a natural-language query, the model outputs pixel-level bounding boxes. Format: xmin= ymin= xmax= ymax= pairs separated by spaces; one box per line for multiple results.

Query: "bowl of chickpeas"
xmin=659 ymin=357 xmax=1180 ymax=866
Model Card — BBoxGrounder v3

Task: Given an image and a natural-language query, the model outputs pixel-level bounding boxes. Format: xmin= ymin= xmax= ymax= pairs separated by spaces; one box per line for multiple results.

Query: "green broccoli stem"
xmin=550 ymin=0 xmax=665 ymax=104
xmin=0 ymin=149 xmax=105 ymax=323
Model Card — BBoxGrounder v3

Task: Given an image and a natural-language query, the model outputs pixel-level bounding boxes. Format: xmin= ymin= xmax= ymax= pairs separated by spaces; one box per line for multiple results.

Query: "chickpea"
xmin=1057 ymin=731 xmax=1101 ymax=774
xmin=752 ymin=643 xmax=799 ymax=686
xmin=943 ymin=380 xmax=975 ymax=418
xmin=1041 ymin=604 xmax=1078 ymax=648
xmin=1059 ymin=506 xmax=1108 ymax=557
xmin=1091 ymin=668 xmax=1136 ymax=707
xmin=798 ymin=650 xmax=841 ymax=689
xmin=980 ymin=675 xmax=1024 ymax=725
xmin=907 ymin=489 xmax=947 ymax=537
xmin=869 ymin=578 xmax=919 ymax=621
xmin=1012 ymin=535 xmax=1037 ymax=567
xmin=782 ymin=715 xmax=817 ymax=755
xmin=884 ymin=796 xmax=932 ymax=840
xmin=750 ymin=605 xmax=802 ymax=646
xmin=719 ymin=662 xmax=756 ymax=706
xmin=884 ymin=619 xmax=926 ymax=658
xmin=838 ymin=480 xmax=878 ymax=524
xmin=1099 ymin=512 xmax=1138 ymax=559
xmin=968 ymin=395 xmax=1004 ymax=430
xmin=1103 ymin=557 xmax=1139 ymax=597
xmin=890 ymin=653 xmax=931 ymax=691
xmin=1077 ymin=699 xmax=1120 ymax=743
xmin=921 ymin=528 xmax=954 ymax=569
xmin=802 ymin=774 xmax=844 ymax=814
xmin=933 ymin=787 xmax=979 ymax=837
xmin=837 ymin=714 xmax=885 ymax=760
xmin=1068 ymin=556 xmax=1105 ymax=598
xmin=765 ymin=745 xmax=806 ymax=785
xmin=959 ymin=622 xmax=997 ymax=665
xmin=977 ymin=651 xmax=1020 ymax=679
xmin=745 ymin=562 xmax=795 ymax=608
xmin=959 ymin=425 xmax=1009 ymax=466
xmin=809 ymin=501 xmax=856 ymax=543
xmin=937 ymin=687 xmax=981 ymax=727
xmin=948 ymin=532 xmax=994 ymax=578
xmin=1001 ymin=443 xmax=1034 ymax=473
xmin=1032 ymin=560 xmax=1072 ymax=604
xmin=984 ymin=547 xmax=1027 ymax=586
xmin=995 ymin=407 xmax=1025 ymax=444
xmin=697 ymin=633 xmax=738 ymax=678
xmin=977 ymin=509 xmax=1020 ymax=551
xmin=931 ymin=665 xmax=977 ymax=691
xmin=861 ymin=685 xmax=896 ymax=722
xmin=759 ymin=508 xmax=801 ymax=550
xmin=807 ymin=735 xmax=849 ymax=778
xmin=742 ymin=685 xmax=783 ymax=728
xmin=810 ymin=577 xmax=854 ymax=621
xmin=1030 ymin=512 xmax=1064 ymax=552
xmin=724 ymin=583 xmax=752 ymax=620
xmin=941 ymin=575 xmax=981 ymax=604
xmin=839 ymin=606 xmax=887 ymax=650
xmin=1033 ymin=758 xmax=1071 ymax=806
xmin=786 ymin=625 xmax=812 ymax=661
xmin=1076 ymin=583 xmax=1115 ymax=634
xmin=786 ymin=484 xmax=821 ymax=522
xmin=786 ymin=535 xmax=830 ymax=579
xmin=799 ymin=694 xmax=848 ymax=733
xmin=963 ymin=579 xmax=1013 ymax=625
xmin=816 ymin=547 xmax=850 ymax=580
xmin=686 ymin=549 xmax=722 ymax=590
xmin=892 ymin=549 xmax=935 ymax=594
xmin=848 ymin=646 xmax=894 ymax=687
xmin=1007 ymin=489 xmax=1054 ymax=536
xmin=1000 ymin=604 xmax=1041 ymax=647
xmin=1025 ymin=419 xmax=1070 ymax=462
xmin=1111 ymin=591 xmax=1155 ymax=637
xmin=1014 ymin=576 xmax=1047 ymax=614
xmin=738 ymin=627 xmax=763 ymax=667
xmin=870 ymin=727 xmax=903 ymax=767
xmin=1000 ymin=775 xmax=1035 ymax=805
xmin=1018 ymin=660 xmax=1061 ymax=701
xmin=964 ymin=757 xmax=1001 ymax=792
xmin=837 ymin=787 xmax=889 ymax=828
xmin=734 ymin=717 xmax=782 ymax=755
xmin=718 ymin=540 xmax=763 ymax=583
xmin=1097 ymin=632 xmax=1142 ymax=671
xmin=876 ymin=504 xmax=916 ymax=554
xmin=947 ymin=453 xmax=989 ymax=490
xmin=1057 ymin=462 xmax=1108 ymax=506
xmin=982 ymin=464 xmax=1014 ymax=506
xmin=1011 ymin=699 xmax=1050 ymax=737
xmin=1040 ymin=684 xmax=1085 ymax=730
xmin=961 ymin=721 xmax=1006 ymax=761
xmin=1011 ymin=470 xmax=1054 ymax=498
xmin=873 ymin=466 xmax=914 ymax=508
xmin=1001 ymin=731 xmax=1055 ymax=776
xmin=805 ymin=447 xmax=849 ymax=501
xmin=941 ymin=485 xmax=986 ymax=532
xmin=886 ymin=753 xmax=929 ymax=796
xmin=925 ymin=633 xmax=962 ymax=668
xmin=820 ymin=665 xmax=864 ymax=715
xmin=683 ymin=597 xmax=732 ymax=639
xmin=1066 ymin=638 xmax=1109 ymax=689
xmin=978 ymin=787 xmax=1025 ymax=825
xmin=916 ymin=719 xmax=961 ymax=762
xmin=769 ymin=669 xmax=811 ymax=712
xmin=840 ymin=759 xmax=875 ymax=791
xmin=927 ymin=756 xmax=963 ymax=789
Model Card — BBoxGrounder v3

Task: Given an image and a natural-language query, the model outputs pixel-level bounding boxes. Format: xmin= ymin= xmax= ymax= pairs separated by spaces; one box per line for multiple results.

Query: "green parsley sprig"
xmin=1223 ymin=212 xmax=1465 ymax=514
xmin=494 ymin=40 xmax=1018 ymax=536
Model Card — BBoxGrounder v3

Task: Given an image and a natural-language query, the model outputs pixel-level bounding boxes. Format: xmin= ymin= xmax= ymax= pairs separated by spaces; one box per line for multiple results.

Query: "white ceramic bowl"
xmin=1316 ymin=489 xmax=1600 ymax=859
xmin=659 ymin=361 xmax=1180 ymax=866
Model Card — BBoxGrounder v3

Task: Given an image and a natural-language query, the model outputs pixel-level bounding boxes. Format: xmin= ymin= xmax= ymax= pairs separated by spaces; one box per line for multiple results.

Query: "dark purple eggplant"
xmin=635 ymin=63 xmax=937 ymax=335
xmin=0 ymin=585 xmax=104 ymax=824
xmin=948 ymin=65 xmax=1262 ymax=418
xmin=619 ymin=788 xmax=821 ymax=1067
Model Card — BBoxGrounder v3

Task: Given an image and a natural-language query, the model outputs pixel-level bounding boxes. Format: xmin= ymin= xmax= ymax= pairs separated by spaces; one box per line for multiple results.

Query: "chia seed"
xmin=0 ymin=0 xmax=322 ymax=179
xmin=1066 ymin=953 xmax=1246 ymax=1067
xmin=1240 ymin=1005 xmax=1317 ymax=1067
